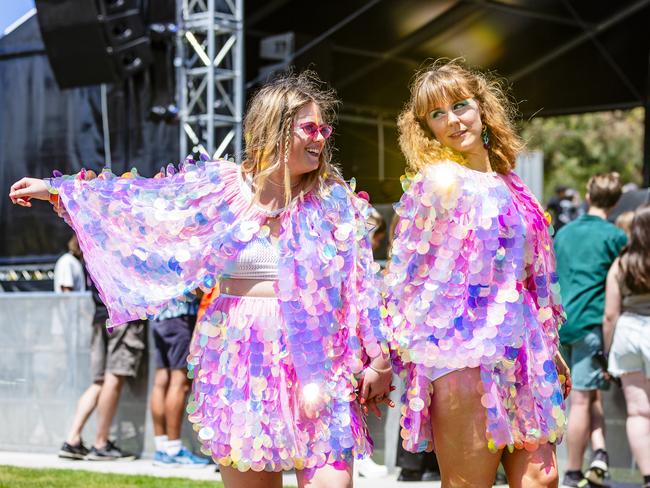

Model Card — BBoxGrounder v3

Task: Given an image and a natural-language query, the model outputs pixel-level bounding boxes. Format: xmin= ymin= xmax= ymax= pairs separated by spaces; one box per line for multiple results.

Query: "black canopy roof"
xmin=245 ymin=0 xmax=650 ymax=117
xmin=245 ymin=0 xmax=650 ymax=188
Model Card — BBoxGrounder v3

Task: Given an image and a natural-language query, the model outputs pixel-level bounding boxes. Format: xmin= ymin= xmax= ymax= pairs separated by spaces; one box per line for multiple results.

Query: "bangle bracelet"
xmin=368 ymin=364 xmax=392 ymax=374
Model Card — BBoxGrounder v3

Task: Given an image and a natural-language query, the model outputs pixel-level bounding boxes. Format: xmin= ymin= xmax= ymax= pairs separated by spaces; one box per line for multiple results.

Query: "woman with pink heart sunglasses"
xmin=9 ymin=71 xmax=392 ymax=488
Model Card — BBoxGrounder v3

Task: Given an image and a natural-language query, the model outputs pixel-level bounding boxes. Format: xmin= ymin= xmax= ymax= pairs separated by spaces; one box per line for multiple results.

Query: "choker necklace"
xmin=254 ymin=202 xmax=287 ymax=218
xmin=267 ymin=177 xmax=301 ymax=189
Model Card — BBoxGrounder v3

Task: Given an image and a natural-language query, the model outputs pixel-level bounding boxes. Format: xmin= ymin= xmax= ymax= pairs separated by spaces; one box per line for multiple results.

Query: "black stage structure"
xmin=2 ymin=0 xmax=650 ymax=259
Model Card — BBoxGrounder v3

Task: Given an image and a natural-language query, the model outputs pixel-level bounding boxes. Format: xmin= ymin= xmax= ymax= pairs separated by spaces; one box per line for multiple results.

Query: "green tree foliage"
xmin=520 ymin=108 xmax=644 ymax=202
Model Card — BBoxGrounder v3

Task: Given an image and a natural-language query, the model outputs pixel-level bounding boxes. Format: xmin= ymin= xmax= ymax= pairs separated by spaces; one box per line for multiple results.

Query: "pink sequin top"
xmin=385 ymin=160 xmax=567 ymax=453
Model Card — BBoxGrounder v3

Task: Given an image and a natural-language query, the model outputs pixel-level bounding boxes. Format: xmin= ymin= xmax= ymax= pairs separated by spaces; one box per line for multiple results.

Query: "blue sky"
xmin=0 ymin=0 xmax=35 ymax=36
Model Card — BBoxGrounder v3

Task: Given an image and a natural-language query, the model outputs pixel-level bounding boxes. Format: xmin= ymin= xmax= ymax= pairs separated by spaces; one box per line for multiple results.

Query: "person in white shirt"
xmin=55 ymin=234 xmax=142 ymax=461
xmin=54 ymin=235 xmax=85 ymax=292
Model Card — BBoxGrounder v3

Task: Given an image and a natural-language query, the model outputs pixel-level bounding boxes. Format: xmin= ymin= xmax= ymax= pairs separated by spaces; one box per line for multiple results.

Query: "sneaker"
xmin=584 ymin=449 xmax=609 ymax=486
xmin=422 ymin=468 xmax=441 ymax=482
xmin=58 ymin=440 xmax=89 ymax=460
xmin=86 ymin=440 xmax=137 ymax=461
xmin=357 ymin=456 xmax=388 ymax=478
xmin=397 ymin=468 xmax=423 ymax=482
xmin=562 ymin=471 xmax=585 ymax=488
xmin=153 ymin=450 xmax=178 ymax=468
xmin=169 ymin=447 xmax=210 ymax=468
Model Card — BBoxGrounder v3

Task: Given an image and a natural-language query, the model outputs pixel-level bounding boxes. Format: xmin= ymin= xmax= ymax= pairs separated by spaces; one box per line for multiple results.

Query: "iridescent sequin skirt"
xmin=186 ymin=294 xmax=372 ymax=472
xmin=398 ymin=305 xmax=566 ymax=454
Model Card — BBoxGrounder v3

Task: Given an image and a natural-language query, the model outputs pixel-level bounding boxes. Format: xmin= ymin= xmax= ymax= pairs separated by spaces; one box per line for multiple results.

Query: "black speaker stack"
xmin=35 ymin=0 xmax=153 ymax=88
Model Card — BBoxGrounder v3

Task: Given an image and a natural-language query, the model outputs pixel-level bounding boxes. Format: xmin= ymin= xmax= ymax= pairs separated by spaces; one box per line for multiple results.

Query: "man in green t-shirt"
xmin=554 ymin=173 xmax=627 ymax=488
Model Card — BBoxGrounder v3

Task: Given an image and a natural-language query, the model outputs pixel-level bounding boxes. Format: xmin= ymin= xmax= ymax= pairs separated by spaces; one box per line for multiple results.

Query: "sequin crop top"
xmin=222 ymin=235 xmax=279 ymax=280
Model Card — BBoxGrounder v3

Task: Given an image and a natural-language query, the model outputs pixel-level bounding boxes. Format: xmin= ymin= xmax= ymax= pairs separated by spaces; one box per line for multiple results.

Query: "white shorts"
xmin=608 ymin=312 xmax=650 ymax=379
xmin=430 ymin=366 xmax=465 ymax=382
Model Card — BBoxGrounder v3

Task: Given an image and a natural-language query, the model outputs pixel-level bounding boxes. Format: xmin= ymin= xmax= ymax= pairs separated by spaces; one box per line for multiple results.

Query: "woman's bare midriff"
xmin=219 ymin=278 xmax=277 ymax=297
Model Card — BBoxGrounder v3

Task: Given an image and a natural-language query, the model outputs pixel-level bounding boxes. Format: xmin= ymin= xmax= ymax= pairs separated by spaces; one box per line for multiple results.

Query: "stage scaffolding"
xmin=177 ymin=0 xmax=244 ymax=162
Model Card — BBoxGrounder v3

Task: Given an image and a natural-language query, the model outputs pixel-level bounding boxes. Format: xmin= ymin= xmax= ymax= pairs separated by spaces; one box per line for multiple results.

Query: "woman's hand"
xmin=359 ymin=362 xmax=394 ymax=418
xmin=554 ymin=350 xmax=572 ymax=399
xmin=360 ymin=388 xmax=396 ymax=418
xmin=9 ymin=178 xmax=50 ymax=207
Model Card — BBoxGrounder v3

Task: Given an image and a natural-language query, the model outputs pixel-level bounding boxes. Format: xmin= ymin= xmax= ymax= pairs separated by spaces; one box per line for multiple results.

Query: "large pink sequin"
xmin=46 ymin=158 xmax=388 ymax=470
xmin=385 ymin=161 xmax=566 ymax=453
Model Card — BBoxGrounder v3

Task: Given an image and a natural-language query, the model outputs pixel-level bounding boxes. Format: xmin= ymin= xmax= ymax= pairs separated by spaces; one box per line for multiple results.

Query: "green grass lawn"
xmin=0 ymin=466 xmax=224 ymax=488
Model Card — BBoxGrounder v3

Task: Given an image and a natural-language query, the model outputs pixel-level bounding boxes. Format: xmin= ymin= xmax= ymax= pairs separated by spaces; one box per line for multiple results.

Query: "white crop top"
xmin=222 ymin=235 xmax=279 ymax=280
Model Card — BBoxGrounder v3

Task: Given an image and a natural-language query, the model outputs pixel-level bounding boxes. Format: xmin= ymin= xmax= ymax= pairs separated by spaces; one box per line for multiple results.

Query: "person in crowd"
xmin=150 ymin=298 xmax=210 ymax=467
xmin=58 ymin=276 xmax=145 ymax=461
xmin=395 ymin=437 xmax=441 ymax=482
xmin=554 ymin=172 xmax=627 ymax=487
xmin=547 ymin=185 xmax=581 ymax=232
xmin=10 ymin=71 xmax=392 ymax=488
xmin=603 ymin=204 xmax=650 ymax=488
xmin=54 ymin=235 xmax=145 ymax=462
xmin=615 ymin=210 xmax=635 ymax=238
xmin=385 ymin=59 xmax=569 ymax=487
xmin=54 ymin=235 xmax=85 ymax=293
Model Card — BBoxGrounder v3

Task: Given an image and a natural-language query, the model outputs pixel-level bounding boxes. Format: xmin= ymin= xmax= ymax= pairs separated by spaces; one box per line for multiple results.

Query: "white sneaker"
xmin=357 ymin=456 xmax=389 ymax=478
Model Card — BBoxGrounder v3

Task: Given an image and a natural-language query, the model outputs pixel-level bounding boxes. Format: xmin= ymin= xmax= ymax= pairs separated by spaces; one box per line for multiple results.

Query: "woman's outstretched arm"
xmin=8 ymin=160 xmax=247 ymax=326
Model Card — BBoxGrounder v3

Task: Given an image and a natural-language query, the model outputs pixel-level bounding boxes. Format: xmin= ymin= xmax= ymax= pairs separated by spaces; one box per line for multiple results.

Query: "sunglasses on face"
xmin=297 ymin=122 xmax=333 ymax=140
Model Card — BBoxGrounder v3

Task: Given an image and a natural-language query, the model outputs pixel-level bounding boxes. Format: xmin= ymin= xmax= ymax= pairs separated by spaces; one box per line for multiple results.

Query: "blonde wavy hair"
xmin=242 ymin=70 xmax=342 ymax=206
xmin=397 ymin=59 xmax=524 ymax=174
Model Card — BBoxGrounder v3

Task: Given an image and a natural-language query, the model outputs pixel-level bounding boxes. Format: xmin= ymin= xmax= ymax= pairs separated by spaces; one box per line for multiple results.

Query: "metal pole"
xmin=100 ymin=83 xmax=112 ymax=170
xmin=377 ymin=115 xmax=384 ymax=181
xmin=235 ymin=0 xmax=244 ymax=162
xmin=177 ymin=0 xmax=187 ymax=160
xmin=643 ymin=49 xmax=650 ymax=187
xmin=207 ymin=0 xmax=216 ymax=156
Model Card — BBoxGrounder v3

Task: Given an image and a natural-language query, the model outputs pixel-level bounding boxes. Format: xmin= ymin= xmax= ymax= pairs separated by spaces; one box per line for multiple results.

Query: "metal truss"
xmin=177 ymin=0 xmax=244 ymax=162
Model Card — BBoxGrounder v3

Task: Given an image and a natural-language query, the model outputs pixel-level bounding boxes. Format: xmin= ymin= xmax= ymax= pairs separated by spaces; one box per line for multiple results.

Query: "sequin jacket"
xmin=385 ymin=160 xmax=567 ymax=452
xmin=46 ymin=158 xmax=388 ymax=393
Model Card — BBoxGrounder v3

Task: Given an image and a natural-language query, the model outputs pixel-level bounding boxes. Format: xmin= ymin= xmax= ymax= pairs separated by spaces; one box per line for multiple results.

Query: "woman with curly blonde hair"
xmin=9 ymin=71 xmax=393 ymax=488
xmin=385 ymin=59 xmax=571 ymax=487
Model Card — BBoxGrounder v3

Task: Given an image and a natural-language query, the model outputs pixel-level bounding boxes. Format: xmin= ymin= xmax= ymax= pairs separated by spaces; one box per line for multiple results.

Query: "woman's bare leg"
xmin=621 ymin=372 xmax=650 ymax=476
xmin=501 ymin=443 xmax=558 ymax=488
xmin=219 ymin=465 xmax=282 ymax=488
xmin=430 ymin=368 xmax=502 ymax=487
xmin=296 ymin=462 xmax=353 ymax=488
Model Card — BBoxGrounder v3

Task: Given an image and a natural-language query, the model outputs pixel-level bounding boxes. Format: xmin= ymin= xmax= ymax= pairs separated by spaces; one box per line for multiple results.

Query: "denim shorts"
xmin=560 ymin=330 xmax=610 ymax=391
xmin=608 ymin=313 xmax=650 ymax=379
xmin=152 ymin=315 xmax=196 ymax=370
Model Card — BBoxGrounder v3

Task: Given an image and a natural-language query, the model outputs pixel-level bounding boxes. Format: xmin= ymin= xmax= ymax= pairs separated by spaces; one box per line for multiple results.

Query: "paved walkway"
xmin=0 ymin=451 xmax=443 ymax=487
xmin=0 ymin=451 xmax=641 ymax=487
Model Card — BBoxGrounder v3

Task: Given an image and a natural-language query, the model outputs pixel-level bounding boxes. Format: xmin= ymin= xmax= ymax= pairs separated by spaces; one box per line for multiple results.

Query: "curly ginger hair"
xmin=397 ymin=59 xmax=524 ymax=174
